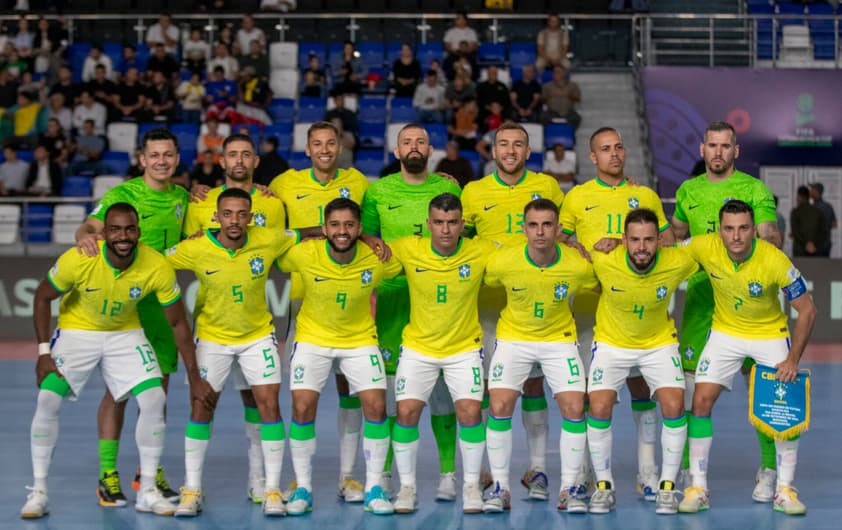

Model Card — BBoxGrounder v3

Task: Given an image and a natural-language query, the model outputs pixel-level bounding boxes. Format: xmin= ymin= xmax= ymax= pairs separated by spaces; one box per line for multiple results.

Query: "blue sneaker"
xmin=364 ymin=486 xmax=394 ymax=515
xmin=286 ymin=487 xmax=313 ymax=515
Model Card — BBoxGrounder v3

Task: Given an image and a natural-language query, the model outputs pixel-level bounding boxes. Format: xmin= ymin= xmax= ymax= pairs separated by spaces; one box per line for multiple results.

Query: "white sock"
xmin=289 ymin=437 xmax=316 ymax=491
xmin=135 ymin=387 xmax=166 ymax=491
xmin=337 ymin=401 xmax=362 ymax=480
xmin=393 ymin=439 xmax=418 ymax=487
xmin=775 ymin=439 xmax=799 ymax=487
xmin=587 ymin=419 xmax=613 ymax=484
xmin=31 ymin=390 xmax=63 ymax=492
xmin=660 ymin=420 xmax=687 ymax=485
xmin=460 ymin=438 xmax=485 ymax=486
xmin=522 ymin=407 xmax=548 ymax=471
xmin=560 ymin=418 xmax=586 ymax=489
xmin=184 ymin=436 xmax=208 ymax=490
xmin=689 ymin=436 xmax=712 ymax=489
xmin=633 ymin=405 xmax=658 ymax=475
xmin=486 ymin=416 xmax=512 ymax=489
xmin=244 ymin=417 xmax=263 ymax=483
xmin=262 ymin=439 xmax=284 ymax=490
xmin=362 ymin=426 xmax=390 ymax=492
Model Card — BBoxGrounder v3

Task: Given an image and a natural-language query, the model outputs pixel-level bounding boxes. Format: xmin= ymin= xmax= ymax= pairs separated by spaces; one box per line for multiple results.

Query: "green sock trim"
xmin=290 ymin=421 xmax=316 ymax=441
xmin=392 ymin=423 xmax=419 ymax=444
xmin=261 ymin=420 xmax=285 ymax=441
xmin=562 ymin=417 xmax=587 ymax=434
xmin=384 ymin=416 xmax=396 ymax=472
xmin=244 ymin=405 xmax=261 ymax=424
xmin=521 ymin=395 xmax=548 ymax=412
xmin=39 ymin=372 xmax=70 ymax=397
xmin=682 ymin=412 xmax=691 ymax=469
xmin=459 ymin=423 xmax=486 ymax=444
xmin=688 ymin=415 xmax=713 ymax=438
xmin=339 ymin=395 xmax=362 ymax=409
xmin=481 ymin=394 xmax=490 ymax=410
xmin=587 ymin=416 xmax=612 ymax=430
xmin=663 ymin=415 xmax=688 ymax=429
xmin=99 ymin=439 xmax=119 ymax=476
xmin=131 ymin=377 xmax=162 ymax=396
xmin=631 ymin=399 xmax=657 ymax=412
xmin=756 ymin=428 xmax=778 ymax=469
xmin=185 ymin=420 xmax=211 ymax=441
xmin=364 ymin=419 xmax=390 ymax=440
xmin=487 ymin=415 xmax=512 ymax=432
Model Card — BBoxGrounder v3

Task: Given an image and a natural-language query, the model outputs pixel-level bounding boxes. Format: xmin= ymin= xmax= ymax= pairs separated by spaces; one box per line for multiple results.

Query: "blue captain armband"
xmin=782 ymin=275 xmax=807 ymax=301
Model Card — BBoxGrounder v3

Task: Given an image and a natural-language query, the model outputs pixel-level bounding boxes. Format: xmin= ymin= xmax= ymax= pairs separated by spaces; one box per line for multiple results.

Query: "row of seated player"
xmin=748 ymin=0 xmax=839 ymax=60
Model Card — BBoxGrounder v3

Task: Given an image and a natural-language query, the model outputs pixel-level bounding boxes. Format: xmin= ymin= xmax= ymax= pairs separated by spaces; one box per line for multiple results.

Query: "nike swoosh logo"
xmin=314 ymin=277 xmax=330 ymax=282
xmin=296 ymin=194 xmax=310 ymax=200
xmin=141 ymin=214 xmax=154 ymax=219
xmin=675 ymin=377 xmax=685 ymax=382
xmin=511 ymin=287 xmax=526 ymax=292
xmin=205 ymin=270 xmax=220 ymax=275
xmin=388 ymin=205 xmax=402 ymax=210
xmin=415 ymin=268 xmax=428 ymax=273
xmin=146 ymin=365 xmax=156 ymax=372
xmin=610 ymin=286 xmax=625 ymax=292
xmin=584 ymin=205 xmax=599 ymax=211
xmin=483 ymin=204 xmax=497 ymax=211
xmin=567 ymin=379 xmax=580 ymax=385
xmin=688 ymin=204 xmax=700 ymax=210
xmin=710 ymin=273 xmax=723 ymax=280
xmin=470 ymin=388 xmax=481 ymax=393
xmin=371 ymin=376 xmax=384 ymax=383
xmin=263 ymin=371 xmax=275 ymax=378
xmin=85 ymin=287 xmax=101 ymax=292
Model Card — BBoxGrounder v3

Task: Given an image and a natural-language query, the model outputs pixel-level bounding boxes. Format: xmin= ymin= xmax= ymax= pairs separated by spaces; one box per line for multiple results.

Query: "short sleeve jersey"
xmin=182 ymin=185 xmax=286 ymax=237
xmin=166 ymin=228 xmax=297 ymax=344
xmin=674 ymin=170 xmax=777 ymax=236
xmin=89 ymin=177 xmax=188 ymax=253
xmin=270 ymin=167 xmax=369 ymax=229
xmin=559 ymin=178 xmax=669 ymax=250
xmin=592 ymin=247 xmax=699 ymax=349
xmin=277 ymin=240 xmax=402 ymax=348
xmin=48 ymin=241 xmax=181 ymax=331
xmin=485 ymin=244 xmax=597 ymax=342
xmin=682 ymin=234 xmax=806 ymax=340
xmin=391 ymin=236 xmax=496 ymax=357
xmin=462 ymin=170 xmax=564 ymax=246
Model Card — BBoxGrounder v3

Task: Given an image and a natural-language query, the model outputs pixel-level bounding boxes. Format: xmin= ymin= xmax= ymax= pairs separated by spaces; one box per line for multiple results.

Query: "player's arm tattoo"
xmin=756 ymin=221 xmax=783 ymax=249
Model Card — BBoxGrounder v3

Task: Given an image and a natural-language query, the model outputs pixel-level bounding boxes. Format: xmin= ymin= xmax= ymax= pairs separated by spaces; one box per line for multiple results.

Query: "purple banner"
xmin=643 ymin=67 xmax=842 ymax=199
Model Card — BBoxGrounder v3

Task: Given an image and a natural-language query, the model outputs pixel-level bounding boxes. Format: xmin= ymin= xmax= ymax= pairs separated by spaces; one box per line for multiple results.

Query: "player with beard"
xmin=22 ymin=203 xmax=214 ymax=519
xmin=585 ymin=208 xmax=697 ymax=514
xmin=277 ymin=198 xmax=401 ymax=516
xmin=361 ymin=124 xmax=463 ymax=500
xmin=166 ymin=188 xmax=299 ymax=517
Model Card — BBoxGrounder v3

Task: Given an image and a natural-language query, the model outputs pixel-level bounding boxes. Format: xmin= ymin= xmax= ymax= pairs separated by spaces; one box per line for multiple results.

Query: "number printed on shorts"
xmin=472 ymin=366 xmax=482 ymax=387
xmin=263 ymin=347 xmax=275 ymax=370
xmin=567 ymin=357 xmax=580 ymax=377
xmin=436 ymin=284 xmax=447 ymax=303
xmin=369 ymin=354 xmax=383 ymax=375
xmin=135 ymin=343 xmax=156 ymax=367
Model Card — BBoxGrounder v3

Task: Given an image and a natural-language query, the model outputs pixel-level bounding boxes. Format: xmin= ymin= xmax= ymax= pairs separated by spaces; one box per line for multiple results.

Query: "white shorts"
xmin=196 ymin=333 xmax=281 ymax=392
xmin=695 ymin=330 xmax=790 ymax=391
xmin=587 ymin=341 xmax=685 ymax=397
xmin=488 ymin=340 xmax=585 ymax=395
xmin=290 ymin=342 xmax=387 ymax=394
xmin=50 ymin=328 xmax=162 ymax=402
xmin=395 ymin=347 xmax=483 ymax=403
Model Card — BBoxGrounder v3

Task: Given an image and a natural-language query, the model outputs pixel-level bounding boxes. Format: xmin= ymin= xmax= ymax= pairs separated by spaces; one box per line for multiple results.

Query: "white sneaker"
xmin=364 ymin=485 xmax=395 ymax=515
xmin=636 ymin=468 xmax=659 ymax=501
xmin=462 ymin=482 xmax=483 ymax=514
xmin=521 ymin=467 xmax=550 ymax=501
xmin=394 ymin=485 xmax=417 ymax=514
xmin=678 ymin=486 xmax=710 ymax=513
xmin=338 ymin=477 xmax=365 ymax=503
xmin=773 ymin=485 xmax=806 ymax=515
xmin=263 ymin=489 xmax=286 ymax=516
xmin=247 ymin=475 xmax=265 ymax=503
xmin=136 ymin=486 xmax=176 ymax=516
xmin=20 ymin=488 xmax=48 ymax=519
xmin=481 ymin=482 xmax=511 ymax=513
xmin=436 ymin=472 xmax=457 ymax=501
xmin=588 ymin=482 xmax=616 ymax=514
xmin=174 ymin=488 xmax=202 ymax=517
xmin=557 ymin=487 xmax=587 ymax=513
xmin=655 ymin=488 xmax=679 ymax=515
xmin=752 ymin=468 xmax=776 ymax=503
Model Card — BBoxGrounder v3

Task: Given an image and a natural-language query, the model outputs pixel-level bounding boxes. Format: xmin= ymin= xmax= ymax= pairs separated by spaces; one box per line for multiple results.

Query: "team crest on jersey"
xmin=396 ymin=376 xmax=406 ymax=394
xmin=656 ymin=285 xmax=668 ymax=300
xmin=592 ymin=368 xmax=604 ymax=384
xmin=698 ymin=358 xmax=711 ymax=374
xmin=748 ymin=281 xmax=763 ymax=297
xmin=723 ymin=196 xmax=735 ymax=205
xmin=380 ymin=348 xmax=392 ymax=362
xmin=293 ymin=364 xmax=305 ymax=383
xmin=458 ymin=264 xmax=471 ymax=279
xmin=249 ymin=256 xmax=265 ymax=276
xmin=175 ymin=203 xmax=183 ymax=220
xmin=254 ymin=213 xmax=266 ymax=227
xmin=129 ymin=287 xmax=142 ymax=299
xmin=199 ymin=366 xmax=208 ymax=380
xmin=361 ymin=269 xmax=373 ymax=285
xmin=491 ymin=362 xmax=504 ymax=381
xmin=339 ymin=187 xmax=351 ymax=199
xmin=554 ymin=282 xmax=569 ymax=300
xmin=684 ymin=346 xmax=695 ymax=361
xmin=531 ymin=193 xmax=542 ymax=200
xmin=628 ymin=197 xmax=640 ymax=209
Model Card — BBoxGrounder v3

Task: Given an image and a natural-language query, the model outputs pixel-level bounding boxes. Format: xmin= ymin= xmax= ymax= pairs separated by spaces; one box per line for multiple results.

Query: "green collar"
xmin=595 ymin=176 xmax=626 ymax=188
xmin=325 ymin=239 xmax=357 ymax=265
xmin=310 ymin=168 xmax=338 ymax=186
xmin=730 ymin=238 xmax=756 ymax=270
xmin=102 ymin=240 xmax=138 ymax=276
xmin=493 ymin=169 xmax=527 ymax=187
xmin=625 ymin=249 xmax=659 ymax=276
xmin=431 ymin=237 xmax=463 ymax=257
xmin=221 ymin=184 xmax=257 ymax=196
xmin=207 ymin=228 xmax=249 ymax=256
xmin=524 ymin=243 xmax=561 ymax=269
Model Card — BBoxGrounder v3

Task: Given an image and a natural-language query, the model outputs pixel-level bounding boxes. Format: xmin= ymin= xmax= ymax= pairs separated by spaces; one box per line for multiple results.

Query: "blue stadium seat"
xmin=358 ymin=42 xmax=386 ymax=70
xmin=389 ymin=97 xmax=415 ymax=123
xmin=459 ymin=149 xmax=481 ymax=178
xmin=359 ymin=97 xmax=388 ymax=124
xmin=268 ymin=98 xmax=296 ymax=124
xmin=525 ymin=153 xmax=543 ymax=173
xmin=137 ymin=122 xmax=159 ymax=145
xmin=24 ymin=205 xmax=52 ymax=243
xmin=170 ymin=123 xmax=200 ymax=154
xmin=355 ymin=150 xmax=385 ymax=177
xmin=416 ymin=42 xmax=444 ymax=71
xmin=424 ymin=123 xmax=448 ymax=150
xmin=478 ymin=43 xmax=506 ymax=66
xmin=298 ymin=42 xmax=327 ymax=70
xmin=807 ymin=3 xmax=835 ymax=60
xmin=544 ymin=124 xmax=576 ymax=149
xmin=135 ymin=44 xmax=150 ymax=72
xmin=359 ymin=123 xmax=386 ymax=149
xmin=181 ymin=149 xmax=198 ymax=165
xmin=508 ymin=42 xmax=537 ymax=71
xmin=61 ymin=176 xmax=93 ymax=197
xmin=264 ymin=123 xmax=293 ymax=152
xmin=103 ymin=42 xmax=124 ymax=73
xmin=777 ymin=3 xmax=805 ymax=26
xmin=289 ymin=152 xmax=311 ymax=170
xmin=328 ymin=42 xmax=346 ymax=72
xmin=386 ymin=42 xmax=403 ymax=65
xmin=746 ymin=1 xmax=773 ymax=13
xmin=16 ymin=150 xmax=34 ymax=163
xmin=101 ymin=151 xmax=130 ymax=176
xmin=298 ymin=97 xmax=327 ymax=123
xmin=68 ymin=43 xmax=92 ymax=83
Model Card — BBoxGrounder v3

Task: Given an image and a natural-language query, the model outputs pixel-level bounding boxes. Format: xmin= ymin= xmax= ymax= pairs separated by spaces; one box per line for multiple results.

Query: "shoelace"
xmin=264 ymin=490 xmax=283 ymax=504
xmin=103 ymin=473 xmax=122 ymax=494
xmin=155 ymin=467 xmax=172 ymax=491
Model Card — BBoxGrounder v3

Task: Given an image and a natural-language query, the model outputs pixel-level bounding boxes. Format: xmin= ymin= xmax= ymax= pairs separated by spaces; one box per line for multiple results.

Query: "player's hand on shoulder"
xmin=435 ymin=171 xmax=460 ymax=186
xmin=189 ymin=184 xmax=211 ymax=202
xmin=563 ymin=239 xmax=591 ymax=262
xmin=35 ymin=354 xmax=60 ymax=387
xmin=76 ymin=233 xmax=103 ymax=257
xmin=593 ymin=237 xmax=620 ymax=254
xmin=254 ymin=184 xmax=277 ymax=198
xmin=624 ymin=176 xmax=642 ymax=187
xmin=185 ymin=230 xmax=204 ymax=240
xmin=361 ymin=233 xmax=391 ymax=261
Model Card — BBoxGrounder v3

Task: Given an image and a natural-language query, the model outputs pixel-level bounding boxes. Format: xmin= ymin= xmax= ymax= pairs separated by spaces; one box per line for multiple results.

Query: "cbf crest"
xmin=656 ymin=285 xmax=668 ymax=301
xmin=554 ymin=282 xmax=569 ymax=301
xmin=253 ymin=212 xmax=267 ymax=227
xmin=339 ymin=187 xmax=351 ymax=199
xmin=293 ymin=364 xmax=305 ymax=383
xmin=491 ymin=362 xmax=504 ymax=381
xmin=628 ymin=197 xmax=639 ymax=209
xmin=458 ymin=264 xmax=471 ymax=280
xmin=249 ymin=256 xmax=265 ymax=276
xmin=175 ymin=203 xmax=183 ymax=220
xmin=531 ymin=193 xmax=542 ymax=200
xmin=129 ymin=287 xmax=142 ymax=299
xmin=748 ymin=281 xmax=763 ymax=297
xmin=361 ymin=269 xmax=373 ymax=285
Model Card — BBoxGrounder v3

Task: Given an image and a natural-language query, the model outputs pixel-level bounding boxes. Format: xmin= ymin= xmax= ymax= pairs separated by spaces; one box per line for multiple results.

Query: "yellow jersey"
xmin=462 ymin=170 xmax=565 ymax=246
xmin=485 ymin=243 xmax=597 ymax=342
xmin=391 ymin=236 xmax=496 ymax=357
xmin=166 ymin=228 xmax=298 ymax=344
xmin=277 ymin=240 xmax=402 ymax=348
xmin=592 ymin=247 xmax=698 ymax=349
xmin=559 ymin=178 xmax=670 ymax=250
xmin=682 ymin=234 xmax=806 ymax=340
xmin=47 ymin=241 xmax=181 ymax=332
xmin=269 ymin=167 xmax=369 ymax=228
xmin=182 ymin=185 xmax=287 ymax=238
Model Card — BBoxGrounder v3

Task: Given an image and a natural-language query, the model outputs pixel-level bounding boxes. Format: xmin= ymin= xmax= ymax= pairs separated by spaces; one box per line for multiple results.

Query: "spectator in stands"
xmin=146 ymin=70 xmax=176 ymax=122
xmin=253 ymin=136 xmax=289 ymax=186
xmin=44 ymin=91 xmax=71 ymax=132
xmin=12 ymin=15 xmax=34 ymax=66
xmin=111 ymin=67 xmax=147 ymax=122
xmin=235 ymin=66 xmax=272 ymax=125
xmin=475 ymin=128 xmax=497 ymax=176
xmin=189 ymin=149 xmax=224 ymax=189
xmin=72 ymin=89 xmax=106 ymax=135
xmin=1 ymin=90 xmax=44 ymax=147
xmin=443 ymin=12 xmax=478 ymax=79
xmin=429 ymin=58 xmax=446 ymax=88
xmin=237 ymin=15 xmax=266 ymax=55
xmin=446 ymin=40 xmax=479 ymax=82
xmin=238 ymin=39 xmax=270 ymax=81
xmin=448 ymin=97 xmax=478 ymax=151
xmin=435 ymin=140 xmax=474 ymax=187
xmin=146 ymin=13 xmax=179 ymax=56
xmin=177 ymin=72 xmax=205 ymax=124
xmin=25 ymin=144 xmax=61 ymax=196
xmin=0 ymin=145 xmax=29 ymax=195
xmin=332 ymin=41 xmax=367 ymax=94
xmin=146 ymin=42 xmax=180 ymax=83
xmin=86 ymin=64 xmax=116 ymax=109
xmin=324 ymin=91 xmax=358 ymax=150
xmin=207 ymin=42 xmax=239 ymax=81
xmin=119 ymin=45 xmax=142 ymax=78
xmin=66 ymin=119 xmax=106 ymax=176
xmin=3 ymin=47 xmax=29 ymax=80
xmin=445 ymin=73 xmax=476 ymax=119
xmin=536 ymin=14 xmax=570 ymax=71
xmin=48 ymin=65 xmax=77 ymax=108
xmin=483 ymin=101 xmax=505 ymax=133
xmin=542 ymin=65 xmax=581 ymax=128
xmin=184 ymin=28 xmax=211 ymax=75
xmin=18 ymin=71 xmax=43 ymax=101
xmin=217 ymin=25 xmax=236 ymax=54
xmin=809 ymin=182 xmax=837 ymax=256
xmin=510 ymin=64 xmax=542 ymax=123
xmin=260 ymin=0 xmax=296 ymax=11
xmin=476 ymin=65 xmax=511 ymax=124
xmin=196 ymin=118 xmax=224 ymax=163
xmin=543 ymin=142 xmax=576 ymax=191
xmin=413 ymin=69 xmax=446 ymax=124
xmin=81 ymin=44 xmax=113 ymax=82
xmin=0 ymin=69 xmax=19 ymax=111
xmin=301 ymin=53 xmax=326 ymax=97
xmin=204 ymin=66 xmax=237 ymax=122
xmin=790 ymin=185 xmax=830 ymax=257
xmin=392 ymin=43 xmax=422 ymax=98
xmin=37 ymin=117 xmax=68 ymax=165
xmin=198 ymin=0 xmax=228 ymax=11
xmin=32 ymin=16 xmax=65 ymax=79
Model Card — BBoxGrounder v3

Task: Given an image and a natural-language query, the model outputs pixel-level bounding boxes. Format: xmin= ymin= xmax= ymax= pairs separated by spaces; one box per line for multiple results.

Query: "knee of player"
xmin=657 ymin=393 xmax=684 ymax=419
xmin=585 ymin=391 xmax=614 ymax=419
xmin=488 ymin=392 xmax=516 ymax=418
xmin=396 ymin=400 xmax=424 ymax=426
xmin=357 ymin=389 xmax=387 ymax=421
xmin=291 ymin=391 xmax=319 ymax=423
xmin=254 ymin=397 xmax=282 ymax=422
xmin=557 ymin=392 xmax=585 ymax=419
xmin=454 ymin=399 xmax=482 ymax=425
